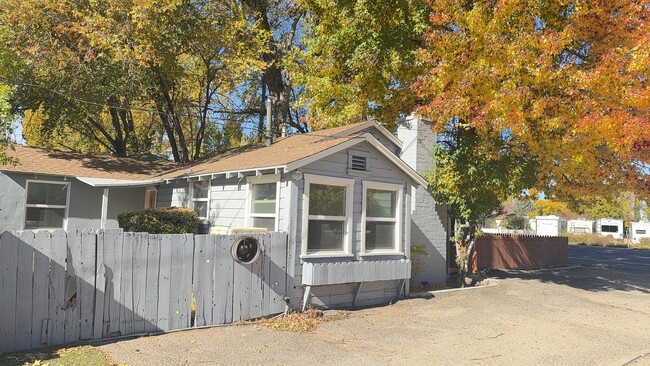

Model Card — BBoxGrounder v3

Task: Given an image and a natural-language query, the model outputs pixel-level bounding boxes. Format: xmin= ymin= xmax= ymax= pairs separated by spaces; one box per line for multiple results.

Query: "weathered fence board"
xmin=79 ymin=229 xmax=96 ymax=340
xmin=0 ymin=230 xmax=288 ymax=353
xmin=157 ymin=235 xmax=173 ymax=331
xmin=64 ymin=230 xmax=81 ymax=344
xmin=49 ymin=231 xmax=67 ymax=346
xmin=0 ymin=232 xmax=19 ymax=351
xmin=32 ymin=230 xmax=51 ymax=348
xmin=15 ymin=231 xmax=34 ymax=350
xmin=144 ymin=235 xmax=160 ymax=333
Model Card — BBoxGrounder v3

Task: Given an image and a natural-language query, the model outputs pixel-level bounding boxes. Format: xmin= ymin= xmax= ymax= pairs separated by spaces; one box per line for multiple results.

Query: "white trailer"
xmin=567 ymin=219 xmax=595 ymax=234
xmin=535 ymin=215 xmax=567 ymax=236
xmin=596 ymin=218 xmax=624 ymax=240
xmin=630 ymin=221 xmax=650 ymax=244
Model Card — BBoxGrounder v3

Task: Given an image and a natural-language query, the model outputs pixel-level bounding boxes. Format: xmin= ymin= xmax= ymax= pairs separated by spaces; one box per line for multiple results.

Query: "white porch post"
xmin=101 ymin=187 xmax=109 ymax=229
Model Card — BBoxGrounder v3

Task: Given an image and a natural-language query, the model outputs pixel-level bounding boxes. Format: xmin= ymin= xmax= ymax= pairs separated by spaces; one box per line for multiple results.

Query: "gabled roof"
xmin=0 ymin=121 xmax=428 ymax=187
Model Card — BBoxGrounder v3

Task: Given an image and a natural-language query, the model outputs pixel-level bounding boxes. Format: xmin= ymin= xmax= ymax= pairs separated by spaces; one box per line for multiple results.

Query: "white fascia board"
xmin=285 ymin=137 xmax=366 ymax=172
xmin=180 ymin=165 xmax=288 ymax=181
xmin=337 ymin=121 xmax=403 ymax=148
xmin=76 ymin=177 xmax=164 ymax=188
xmin=362 ymin=133 xmax=429 ymax=188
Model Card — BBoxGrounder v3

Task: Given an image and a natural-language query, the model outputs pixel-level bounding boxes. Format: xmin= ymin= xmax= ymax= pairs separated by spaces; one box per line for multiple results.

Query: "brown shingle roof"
xmin=0 ymin=144 xmax=179 ymax=180
xmin=0 ymin=122 xmax=378 ymax=181
xmin=161 ymin=122 xmax=374 ymax=179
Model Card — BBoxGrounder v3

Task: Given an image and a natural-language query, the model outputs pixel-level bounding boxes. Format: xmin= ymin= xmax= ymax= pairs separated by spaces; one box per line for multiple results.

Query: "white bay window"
xmin=361 ymin=181 xmax=402 ymax=254
xmin=302 ymin=174 xmax=354 ymax=256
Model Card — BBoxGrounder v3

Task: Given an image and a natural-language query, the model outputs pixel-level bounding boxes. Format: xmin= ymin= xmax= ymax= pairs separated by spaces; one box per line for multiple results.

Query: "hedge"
xmin=117 ymin=207 xmax=200 ymax=234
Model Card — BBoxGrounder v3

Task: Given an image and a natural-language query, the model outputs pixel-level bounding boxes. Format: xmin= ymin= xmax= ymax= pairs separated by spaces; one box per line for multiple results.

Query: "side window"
xmin=302 ymin=174 xmax=354 ymax=256
xmin=361 ymin=181 xmax=403 ymax=254
xmin=190 ymin=179 xmax=210 ymax=220
xmin=24 ymin=181 xmax=70 ymax=229
xmin=249 ymin=182 xmax=277 ymax=231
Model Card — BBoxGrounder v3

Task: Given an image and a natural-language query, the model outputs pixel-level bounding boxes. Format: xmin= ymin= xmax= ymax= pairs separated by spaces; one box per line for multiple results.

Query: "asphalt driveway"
xmin=569 ymin=245 xmax=650 ymax=271
xmin=99 ymin=257 xmax=650 ymax=366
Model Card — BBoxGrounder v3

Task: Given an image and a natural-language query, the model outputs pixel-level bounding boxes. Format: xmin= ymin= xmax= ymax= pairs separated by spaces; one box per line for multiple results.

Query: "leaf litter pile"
xmin=256 ymin=308 xmax=350 ymax=333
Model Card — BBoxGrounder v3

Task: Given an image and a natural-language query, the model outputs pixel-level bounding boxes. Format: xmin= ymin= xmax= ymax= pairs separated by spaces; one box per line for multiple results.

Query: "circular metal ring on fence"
xmin=231 ymin=236 xmax=261 ymax=264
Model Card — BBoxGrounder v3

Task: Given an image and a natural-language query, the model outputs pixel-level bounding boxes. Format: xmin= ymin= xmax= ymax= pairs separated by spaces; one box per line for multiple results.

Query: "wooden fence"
xmin=472 ymin=234 xmax=568 ymax=271
xmin=0 ymin=230 xmax=288 ymax=353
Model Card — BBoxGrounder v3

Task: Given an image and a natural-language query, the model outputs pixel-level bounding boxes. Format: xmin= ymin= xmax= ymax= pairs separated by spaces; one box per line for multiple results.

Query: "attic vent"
xmin=350 ymin=155 xmax=367 ymax=171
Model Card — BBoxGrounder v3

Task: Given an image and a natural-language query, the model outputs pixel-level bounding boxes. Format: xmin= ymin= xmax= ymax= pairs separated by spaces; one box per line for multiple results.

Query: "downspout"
xmin=101 ymin=188 xmax=109 ymax=229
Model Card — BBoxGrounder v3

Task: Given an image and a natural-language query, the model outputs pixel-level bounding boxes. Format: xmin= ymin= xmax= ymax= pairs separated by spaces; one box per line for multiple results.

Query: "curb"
xmin=612 ymin=349 xmax=650 ymax=366
xmin=497 ymin=265 xmax=582 ymax=274
xmin=410 ymin=278 xmax=500 ymax=297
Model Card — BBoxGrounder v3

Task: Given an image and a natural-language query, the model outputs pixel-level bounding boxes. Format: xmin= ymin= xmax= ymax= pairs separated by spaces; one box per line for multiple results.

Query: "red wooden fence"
xmin=472 ymin=234 xmax=568 ymax=271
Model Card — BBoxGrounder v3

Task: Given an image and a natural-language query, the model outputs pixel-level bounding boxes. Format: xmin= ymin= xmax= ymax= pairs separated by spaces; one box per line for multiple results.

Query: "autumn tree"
xmin=417 ymin=0 xmax=650 ymax=200
xmin=0 ymin=0 xmax=268 ymax=161
xmin=293 ymin=0 xmax=429 ymax=129
xmin=427 ymin=119 xmax=536 ymax=279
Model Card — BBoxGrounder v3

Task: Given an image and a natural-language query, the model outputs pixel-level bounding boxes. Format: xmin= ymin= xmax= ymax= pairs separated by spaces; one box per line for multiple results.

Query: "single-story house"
xmin=0 ymin=117 xmax=450 ymax=308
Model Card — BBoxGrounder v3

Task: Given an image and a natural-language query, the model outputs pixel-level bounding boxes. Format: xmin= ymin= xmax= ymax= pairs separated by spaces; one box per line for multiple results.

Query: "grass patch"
xmin=0 ymin=345 xmax=116 ymax=366
xmin=566 ymin=233 xmax=628 ymax=248
xmin=567 ymin=234 xmax=650 ymax=249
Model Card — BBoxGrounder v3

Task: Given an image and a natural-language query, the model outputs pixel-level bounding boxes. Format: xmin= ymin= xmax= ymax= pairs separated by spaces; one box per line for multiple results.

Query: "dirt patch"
xmin=99 ymin=265 xmax=650 ymax=366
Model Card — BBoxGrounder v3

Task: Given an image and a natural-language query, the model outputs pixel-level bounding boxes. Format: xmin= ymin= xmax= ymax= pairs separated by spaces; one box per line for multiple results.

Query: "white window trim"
xmin=360 ymin=181 xmax=403 ymax=255
xmin=189 ymin=177 xmax=211 ymax=221
xmin=246 ymin=174 xmax=280 ymax=231
xmin=23 ymin=179 xmax=71 ymax=230
xmin=301 ymin=174 xmax=355 ymax=258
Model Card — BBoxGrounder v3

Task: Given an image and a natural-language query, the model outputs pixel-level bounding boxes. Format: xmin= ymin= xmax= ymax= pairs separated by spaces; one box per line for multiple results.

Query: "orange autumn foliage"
xmin=415 ymin=0 xmax=650 ymax=200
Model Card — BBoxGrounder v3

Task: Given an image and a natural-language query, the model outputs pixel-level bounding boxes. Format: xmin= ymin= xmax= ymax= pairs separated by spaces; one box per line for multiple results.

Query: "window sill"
xmin=359 ymin=251 xmax=405 ymax=257
xmin=300 ymin=253 xmax=355 ymax=259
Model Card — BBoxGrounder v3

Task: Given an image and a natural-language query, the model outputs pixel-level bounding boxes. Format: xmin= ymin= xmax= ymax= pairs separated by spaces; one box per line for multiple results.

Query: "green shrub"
xmin=117 ymin=207 xmax=200 ymax=234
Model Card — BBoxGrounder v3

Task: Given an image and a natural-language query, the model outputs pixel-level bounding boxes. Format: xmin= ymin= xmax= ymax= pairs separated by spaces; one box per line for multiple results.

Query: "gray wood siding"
xmin=288 ymin=142 xmax=416 ymax=307
xmin=0 ymin=173 xmax=145 ymax=232
xmin=208 ymin=177 xmax=248 ymax=228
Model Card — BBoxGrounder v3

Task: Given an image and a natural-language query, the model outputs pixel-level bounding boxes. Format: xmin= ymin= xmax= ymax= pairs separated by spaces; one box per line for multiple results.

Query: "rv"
xmin=567 ymin=219 xmax=595 ymax=234
xmin=535 ymin=215 xmax=567 ymax=236
xmin=630 ymin=221 xmax=650 ymax=244
xmin=595 ymin=218 xmax=624 ymax=240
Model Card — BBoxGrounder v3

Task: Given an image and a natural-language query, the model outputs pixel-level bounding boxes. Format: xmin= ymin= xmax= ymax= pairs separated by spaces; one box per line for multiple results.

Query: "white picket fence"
xmin=0 ymin=230 xmax=288 ymax=353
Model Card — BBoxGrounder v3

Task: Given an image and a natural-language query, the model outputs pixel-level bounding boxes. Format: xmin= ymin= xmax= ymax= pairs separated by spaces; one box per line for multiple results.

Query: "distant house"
xmin=0 ymin=119 xmax=450 ymax=309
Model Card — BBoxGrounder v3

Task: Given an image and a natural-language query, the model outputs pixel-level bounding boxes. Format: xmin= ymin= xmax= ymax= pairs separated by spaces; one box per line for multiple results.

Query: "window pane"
xmin=308 ymin=220 xmax=344 ymax=252
xmin=252 ymin=183 xmax=276 ymax=214
xmin=27 ymin=183 xmax=68 ymax=206
xmin=367 ymin=189 xmax=396 ymax=218
xmin=309 ymin=184 xmax=345 ymax=216
xmin=365 ymin=222 xmax=395 ymax=250
xmin=193 ymin=201 xmax=208 ymax=218
xmin=601 ymin=225 xmax=618 ymax=233
xmin=25 ymin=207 xmax=65 ymax=229
xmin=192 ymin=180 xmax=209 ymax=199
xmin=252 ymin=217 xmax=275 ymax=231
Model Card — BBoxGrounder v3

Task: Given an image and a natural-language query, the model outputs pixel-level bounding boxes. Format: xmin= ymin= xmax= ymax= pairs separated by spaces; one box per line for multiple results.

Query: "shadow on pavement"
xmin=487 ymin=265 xmax=650 ymax=294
